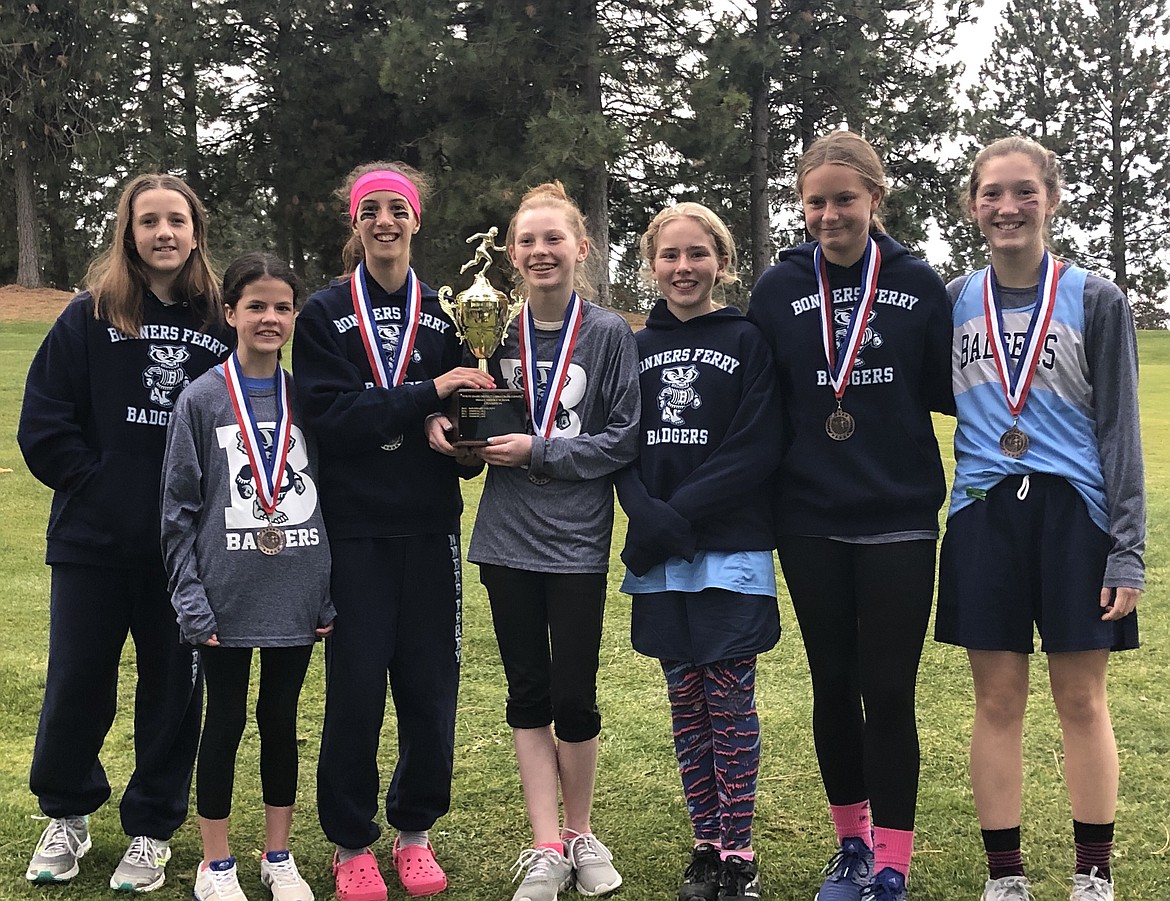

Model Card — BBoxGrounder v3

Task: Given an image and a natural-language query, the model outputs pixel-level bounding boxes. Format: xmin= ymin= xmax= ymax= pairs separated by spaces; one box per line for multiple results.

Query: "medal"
xmin=223 ymin=354 xmax=294 ymax=550
xmin=983 ymin=252 xmax=1062 ymax=459
xmin=815 ymin=238 xmax=881 ymax=439
xmin=520 ymin=293 xmax=582 ymax=439
xmin=257 ymin=524 xmax=286 ymax=555
xmin=999 ymin=424 xmax=1030 ymax=458
xmin=351 ymin=262 xmax=422 ymax=388
xmin=528 ymin=471 xmax=550 ymax=486
xmin=825 ymin=406 xmax=855 ymax=441
xmin=382 ymin=435 xmax=403 ymax=452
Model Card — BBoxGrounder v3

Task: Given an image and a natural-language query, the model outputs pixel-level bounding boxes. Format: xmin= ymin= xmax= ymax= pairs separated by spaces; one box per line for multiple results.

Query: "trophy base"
xmin=447 ymin=388 xmax=528 ymax=446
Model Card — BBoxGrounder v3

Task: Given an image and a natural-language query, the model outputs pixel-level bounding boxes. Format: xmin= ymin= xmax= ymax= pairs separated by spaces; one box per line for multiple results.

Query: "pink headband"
xmin=349 ymin=171 xmax=421 ymax=222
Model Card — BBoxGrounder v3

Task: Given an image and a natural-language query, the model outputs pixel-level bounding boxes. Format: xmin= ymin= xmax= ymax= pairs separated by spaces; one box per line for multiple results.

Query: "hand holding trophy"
xmin=437 ymin=228 xmax=528 ymax=445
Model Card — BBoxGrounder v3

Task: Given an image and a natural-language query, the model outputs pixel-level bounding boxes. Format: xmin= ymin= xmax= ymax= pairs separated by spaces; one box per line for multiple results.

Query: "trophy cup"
xmin=438 ymin=228 xmax=528 ymax=446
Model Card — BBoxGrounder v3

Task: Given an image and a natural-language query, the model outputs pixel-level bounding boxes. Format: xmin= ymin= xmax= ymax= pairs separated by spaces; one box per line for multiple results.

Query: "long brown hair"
xmin=335 ymin=161 xmax=432 ymax=275
xmin=86 ymin=173 xmax=221 ymax=337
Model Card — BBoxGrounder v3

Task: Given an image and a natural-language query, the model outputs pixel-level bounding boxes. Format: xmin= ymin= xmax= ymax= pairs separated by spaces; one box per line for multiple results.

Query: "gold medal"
xmin=257 ymin=526 xmax=285 ymax=555
xmin=999 ymin=425 xmax=1029 ymax=458
xmin=825 ymin=408 xmax=855 ymax=441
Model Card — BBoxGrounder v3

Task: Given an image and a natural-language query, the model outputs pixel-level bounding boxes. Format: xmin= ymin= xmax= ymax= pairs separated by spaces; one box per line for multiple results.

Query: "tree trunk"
xmin=14 ymin=140 xmax=42 ymax=288
xmin=577 ymin=0 xmax=610 ymax=306
xmin=747 ymin=0 xmax=772 ymax=285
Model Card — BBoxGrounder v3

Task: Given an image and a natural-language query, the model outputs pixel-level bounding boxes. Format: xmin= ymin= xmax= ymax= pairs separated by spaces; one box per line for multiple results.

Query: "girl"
xmin=293 ymin=162 xmax=493 ymax=901
xmin=616 ymin=203 xmax=782 ymax=901
xmin=429 ymin=182 xmax=639 ymax=901
xmin=936 ymin=136 xmax=1144 ymax=901
xmin=19 ymin=173 xmax=231 ymax=892
xmin=162 ymin=253 xmax=335 ymax=901
xmin=747 ymin=131 xmax=953 ymax=901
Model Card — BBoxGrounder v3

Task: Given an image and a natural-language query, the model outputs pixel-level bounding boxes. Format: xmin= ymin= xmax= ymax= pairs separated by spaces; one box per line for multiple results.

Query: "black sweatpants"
xmin=316 ymin=535 xmax=462 ymax=848
xmin=196 ymin=644 xmax=314 ymax=820
xmin=30 ymin=562 xmax=202 ymax=839
xmin=777 ymin=537 xmax=935 ymax=831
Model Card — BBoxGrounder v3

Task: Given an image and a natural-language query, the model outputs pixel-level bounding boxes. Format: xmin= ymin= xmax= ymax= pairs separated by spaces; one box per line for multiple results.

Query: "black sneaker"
xmin=718 ymin=854 xmax=760 ymax=901
xmin=678 ymin=843 xmax=722 ymax=901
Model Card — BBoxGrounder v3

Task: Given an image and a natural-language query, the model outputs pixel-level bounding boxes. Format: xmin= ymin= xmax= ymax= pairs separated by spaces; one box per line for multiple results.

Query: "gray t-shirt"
xmin=162 ymin=367 xmax=335 ymax=646
xmin=468 ymin=302 xmax=641 ymax=573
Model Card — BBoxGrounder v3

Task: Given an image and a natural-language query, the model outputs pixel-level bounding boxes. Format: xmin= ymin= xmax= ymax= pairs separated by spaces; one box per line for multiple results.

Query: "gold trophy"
xmin=438 ymin=228 xmax=528 ymax=445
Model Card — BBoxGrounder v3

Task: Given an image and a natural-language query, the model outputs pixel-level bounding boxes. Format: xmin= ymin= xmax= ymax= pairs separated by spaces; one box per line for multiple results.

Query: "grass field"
xmin=0 ymin=318 xmax=1166 ymax=901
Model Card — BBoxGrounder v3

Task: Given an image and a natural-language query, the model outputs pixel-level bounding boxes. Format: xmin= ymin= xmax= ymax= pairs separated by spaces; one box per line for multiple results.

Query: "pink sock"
xmin=873 ymin=827 xmax=914 ymax=878
xmin=830 ymin=801 xmax=872 ymax=847
xmin=536 ymin=841 xmax=565 ymax=856
xmin=720 ymin=848 xmax=754 ymax=861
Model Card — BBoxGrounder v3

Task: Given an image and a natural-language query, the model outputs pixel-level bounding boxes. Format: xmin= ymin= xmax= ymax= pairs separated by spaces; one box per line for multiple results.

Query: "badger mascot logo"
xmin=658 ymin=364 xmax=702 ymax=426
xmin=142 ymin=344 xmax=191 ymax=407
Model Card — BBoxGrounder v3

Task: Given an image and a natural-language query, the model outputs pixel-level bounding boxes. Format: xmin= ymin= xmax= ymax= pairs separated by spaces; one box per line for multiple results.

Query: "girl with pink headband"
xmin=293 ymin=161 xmax=494 ymax=901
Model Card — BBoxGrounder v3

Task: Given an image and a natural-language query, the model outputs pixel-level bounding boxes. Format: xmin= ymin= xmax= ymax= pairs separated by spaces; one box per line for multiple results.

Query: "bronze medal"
xmin=825 ymin=408 xmax=856 ymax=441
xmin=257 ymin=526 xmax=285 ymax=556
xmin=999 ymin=425 xmax=1029 ymax=458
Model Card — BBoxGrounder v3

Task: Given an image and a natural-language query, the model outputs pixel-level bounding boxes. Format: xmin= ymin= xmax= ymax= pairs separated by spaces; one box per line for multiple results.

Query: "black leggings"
xmin=196 ymin=644 xmax=314 ymax=820
xmin=777 ymin=537 xmax=935 ymax=830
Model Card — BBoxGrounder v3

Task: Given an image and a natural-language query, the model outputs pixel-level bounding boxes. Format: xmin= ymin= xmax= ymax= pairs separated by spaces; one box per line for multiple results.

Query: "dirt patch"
xmin=0 ymin=285 xmax=74 ymax=323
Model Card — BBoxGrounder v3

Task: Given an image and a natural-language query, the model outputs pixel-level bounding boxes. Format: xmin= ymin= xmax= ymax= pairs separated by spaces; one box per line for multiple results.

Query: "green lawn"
xmin=0 ymin=320 xmax=1166 ymax=901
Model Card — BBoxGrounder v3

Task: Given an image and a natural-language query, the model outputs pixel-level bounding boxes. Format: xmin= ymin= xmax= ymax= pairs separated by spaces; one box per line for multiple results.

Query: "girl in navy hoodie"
xmin=618 ymin=203 xmax=782 ymax=901
xmin=19 ymin=173 xmax=231 ymax=893
xmin=748 ymin=131 xmax=952 ymax=901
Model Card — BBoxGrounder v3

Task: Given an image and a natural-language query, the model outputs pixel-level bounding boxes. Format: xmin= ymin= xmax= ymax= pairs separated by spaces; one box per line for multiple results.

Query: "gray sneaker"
xmin=1070 ymin=868 xmax=1113 ymax=901
xmin=510 ymin=847 xmax=573 ymax=901
xmin=982 ymin=875 xmax=1034 ymax=901
xmin=565 ymin=833 xmax=622 ymax=896
xmin=110 ymin=835 xmax=172 ymax=892
xmin=26 ymin=816 xmax=91 ymax=883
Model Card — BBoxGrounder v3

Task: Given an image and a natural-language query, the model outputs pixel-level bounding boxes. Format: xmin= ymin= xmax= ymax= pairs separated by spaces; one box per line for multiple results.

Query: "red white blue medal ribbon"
xmin=982 ymin=251 xmax=1061 ymax=418
xmin=350 ymin=262 xmax=422 ymax=387
xmin=815 ymin=237 xmax=881 ymax=400
xmin=223 ymin=354 xmax=293 ymax=517
xmin=519 ymin=292 xmax=582 ymax=438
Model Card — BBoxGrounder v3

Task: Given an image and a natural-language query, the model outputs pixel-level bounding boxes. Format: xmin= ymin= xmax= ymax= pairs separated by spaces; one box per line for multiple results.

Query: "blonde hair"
xmin=639 ymin=202 xmax=740 ymax=290
xmin=336 ymin=160 xmax=432 ymax=274
xmin=86 ymin=173 xmax=221 ymax=337
xmin=505 ymin=181 xmax=596 ymax=299
xmin=965 ymin=135 xmax=1063 ymax=212
xmin=796 ymin=130 xmax=888 ymax=234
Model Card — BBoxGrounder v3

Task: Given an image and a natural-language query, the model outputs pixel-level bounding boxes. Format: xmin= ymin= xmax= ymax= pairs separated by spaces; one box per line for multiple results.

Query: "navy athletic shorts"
xmin=936 ymin=473 xmax=1139 ymax=653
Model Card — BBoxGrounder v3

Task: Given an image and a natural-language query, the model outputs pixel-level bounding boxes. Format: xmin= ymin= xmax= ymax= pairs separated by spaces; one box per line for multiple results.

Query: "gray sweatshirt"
xmin=468 ymin=302 xmax=641 ymax=573
xmin=162 ymin=367 xmax=335 ymax=646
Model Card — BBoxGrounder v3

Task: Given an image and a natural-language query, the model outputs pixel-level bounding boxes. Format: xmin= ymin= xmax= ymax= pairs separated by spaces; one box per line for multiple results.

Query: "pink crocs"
xmin=332 ymin=849 xmax=387 ymax=901
xmin=392 ymin=837 xmax=447 ymax=897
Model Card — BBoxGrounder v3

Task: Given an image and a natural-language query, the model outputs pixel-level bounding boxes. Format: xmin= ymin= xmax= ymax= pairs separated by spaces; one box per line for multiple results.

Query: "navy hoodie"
xmin=292 ymin=273 xmax=470 ymax=539
xmin=747 ymin=234 xmax=952 ymax=537
xmin=617 ymin=301 xmax=782 ymax=574
xmin=18 ymin=290 xmax=233 ymax=567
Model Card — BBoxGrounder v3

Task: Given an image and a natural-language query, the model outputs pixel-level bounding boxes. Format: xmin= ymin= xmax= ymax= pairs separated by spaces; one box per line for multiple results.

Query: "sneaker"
xmin=111 ymin=835 xmax=172 ymax=892
xmin=565 ymin=832 xmax=622 ymax=896
xmin=1070 ymin=868 xmax=1113 ymax=901
xmin=194 ymin=857 xmax=248 ymax=901
xmin=861 ymin=868 xmax=907 ymax=901
xmin=678 ymin=843 xmax=722 ymax=901
xmin=717 ymin=854 xmax=760 ymax=901
xmin=817 ymin=837 xmax=874 ymax=901
xmin=510 ymin=847 xmax=573 ymax=901
xmin=261 ymin=850 xmax=314 ymax=901
xmin=25 ymin=816 xmax=91 ymax=883
xmin=982 ymin=875 xmax=1034 ymax=901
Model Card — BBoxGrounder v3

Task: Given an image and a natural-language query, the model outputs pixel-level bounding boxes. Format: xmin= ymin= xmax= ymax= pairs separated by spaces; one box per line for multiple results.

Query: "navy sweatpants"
xmin=30 ymin=562 xmax=202 ymax=839
xmin=317 ymin=534 xmax=462 ymax=849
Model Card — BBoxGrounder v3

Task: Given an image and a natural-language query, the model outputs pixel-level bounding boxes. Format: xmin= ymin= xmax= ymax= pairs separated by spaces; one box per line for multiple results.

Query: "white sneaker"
xmin=111 ymin=835 xmax=172 ymax=892
xmin=195 ymin=857 xmax=249 ymax=901
xmin=26 ymin=816 xmax=91 ymax=883
xmin=1070 ymin=868 xmax=1113 ymax=901
xmin=564 ymin=832 xmax=622 ymax=896
xmin=261 ymin=850 xmax=314 ymax=901
xmin=510 ymin=847 xmax=573 ymax=901
xmin=983 ymin=875 xmax=1033 ymax=901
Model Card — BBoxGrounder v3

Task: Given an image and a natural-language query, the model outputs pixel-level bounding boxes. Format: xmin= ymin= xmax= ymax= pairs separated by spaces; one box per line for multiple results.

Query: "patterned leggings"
xmin=662 ymin=657 xmax=760 ymax=850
